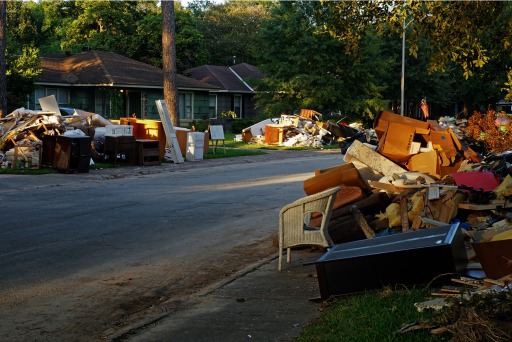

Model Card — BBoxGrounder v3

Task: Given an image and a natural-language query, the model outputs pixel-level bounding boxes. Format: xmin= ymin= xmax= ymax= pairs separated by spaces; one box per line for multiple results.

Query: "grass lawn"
xmin=297 ymin=287 xmax=445 ymax=342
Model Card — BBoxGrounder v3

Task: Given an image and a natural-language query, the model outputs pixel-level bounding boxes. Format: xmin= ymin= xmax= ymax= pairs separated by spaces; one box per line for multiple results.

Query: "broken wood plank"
xmin=431 ymin=292 xmax=461 ymax=297
xmin=482 ymin=278 xmax=506 ymax=287
xmin=367 ymin=180 xmax=401 ymax=193
xmin=458 ymin=199 xmax=512 ymax=210
xmin=350 ymin=206 xmax=375 ymax=239
xmin=450 ymin=277 xmax=481 ymax=288
xmin=400 ymin=196 xmax=410 ymax=232
xmin=440 ymin=286 xmax=464 ymax=294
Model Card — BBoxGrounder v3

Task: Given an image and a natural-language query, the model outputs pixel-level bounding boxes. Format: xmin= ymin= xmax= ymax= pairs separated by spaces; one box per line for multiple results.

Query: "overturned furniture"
xmin=313 ymin=223 xmax=468 ymax=298
xmin=278 ymin=186 xmax=340 ymax=271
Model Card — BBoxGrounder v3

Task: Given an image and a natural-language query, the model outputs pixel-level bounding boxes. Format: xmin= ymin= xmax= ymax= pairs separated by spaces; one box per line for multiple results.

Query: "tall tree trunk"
xmin=162 ymin=1 xmax=179 ymax=127
xmin=0 ymin=0 xmax=7 ymax=118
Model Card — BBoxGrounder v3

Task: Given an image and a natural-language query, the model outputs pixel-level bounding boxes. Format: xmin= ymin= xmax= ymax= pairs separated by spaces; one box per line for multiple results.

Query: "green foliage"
xmin=255 ymin=1 xmax=388 ymax=120
xmin=6 ymin=0 xmax=45 ymax=53
xmin=174 ymin=8 xmax=209 ymax=72
xmin=188 ymin=119 xmax=210 ymax=132
xmin=3 ymin=0 xmax=511 ymax=121
xmin=193 ymin=1 xmax=271 ymax=66
xmin=126 ymin=7 xmax=163 ymax=67
xmin=319 ymin=1 xmax=512 ymax=82
xmin=96 ymin=88 xmax=123 ymax=120
xmin=5 ymin=46 xmax=41 ymax=112
xmin=231 ymin=119 xmax=256 ymax=134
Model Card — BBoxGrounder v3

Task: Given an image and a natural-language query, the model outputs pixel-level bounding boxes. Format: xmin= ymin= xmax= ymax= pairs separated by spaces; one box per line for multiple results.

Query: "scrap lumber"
xmin=350 ymin=206 xmax=375 ymax=238
xmin=458 ymin=199 xmax=512 ymax=210
xmin=450 ymin=277 xmax=482 ymax=288
xmin=482 ymin=278 xmax=506 ymax=287
xmin=0 ymin=114 xmax=43 ymax=150
xmin=368 ymin=180 xmax=401 ymax=193
xmin=400 ymin=196 xmax=410 ymax=232
xmin=431 ymin=292 xmax=462 ymax=297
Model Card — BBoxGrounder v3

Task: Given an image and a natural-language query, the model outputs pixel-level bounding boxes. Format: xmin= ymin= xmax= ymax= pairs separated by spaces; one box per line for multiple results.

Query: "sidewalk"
xmin=125 ymin=248 xmax=326 ymax=342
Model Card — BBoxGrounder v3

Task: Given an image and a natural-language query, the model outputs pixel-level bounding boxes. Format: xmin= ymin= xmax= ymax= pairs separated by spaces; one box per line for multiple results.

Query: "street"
xmin=0 ymin=149 xmax=342 ymax=341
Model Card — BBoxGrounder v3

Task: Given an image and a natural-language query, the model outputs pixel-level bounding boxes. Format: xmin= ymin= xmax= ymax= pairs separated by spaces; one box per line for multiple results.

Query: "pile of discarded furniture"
xmin=241 ymin=109 xmax=375 ymax=148
xmin=0 ymin=97 xmax=210 ymax=172
xmin=278 ymin=111 xmax=512 ymax=302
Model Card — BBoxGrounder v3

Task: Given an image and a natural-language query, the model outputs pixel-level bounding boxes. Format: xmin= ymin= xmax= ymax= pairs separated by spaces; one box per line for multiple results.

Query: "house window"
xmin=178 ymin=92 xmax=193 ymax=120
xmin=34 ymin=88 xmax=69 ymax=109
xmin=234 ymin=94 xmax=242 ymax=118
xmin=209 ymin=94 xmax=217 ymax=118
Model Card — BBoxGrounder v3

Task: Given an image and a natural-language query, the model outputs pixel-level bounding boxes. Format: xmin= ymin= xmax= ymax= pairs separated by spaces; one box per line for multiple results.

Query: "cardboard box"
xmin=438 ymin=156 xmax=464 ymax=179
xmin=406 ymin=151 xmax=439 ymax=178
xmin=374 ymin=111 xmax=430 ymax=139
xmin=430 ymin=131 xmax=458 ymax=161
xmin=377 ymin=122 xmax=416 ymax=164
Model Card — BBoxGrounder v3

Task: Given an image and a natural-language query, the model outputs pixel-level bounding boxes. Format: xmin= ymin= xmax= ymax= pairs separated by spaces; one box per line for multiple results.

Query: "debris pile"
xmin=0 ymin=105 xmax=113 ymax=170
xmin=403 ymin=274 xmax=512 ymax=340
xmin=299 ymin=110 xmax=512 ymax=289
xmin=241 ymin=109 xmax=375 ymax=148
xmin=291 ymin=110 xmax=512 ymax=337
xmin=0 ymin=108 xmax=65 ymax=169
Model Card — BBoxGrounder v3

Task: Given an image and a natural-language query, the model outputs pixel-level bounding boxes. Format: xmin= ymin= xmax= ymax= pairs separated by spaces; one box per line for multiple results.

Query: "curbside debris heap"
xmin=282 ymin=110 xmax=512 ymax=340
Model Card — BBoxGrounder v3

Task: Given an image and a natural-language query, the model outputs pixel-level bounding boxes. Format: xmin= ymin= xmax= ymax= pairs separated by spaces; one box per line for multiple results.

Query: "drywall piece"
xmin=38 ymin=95 xmax=62 ymax=115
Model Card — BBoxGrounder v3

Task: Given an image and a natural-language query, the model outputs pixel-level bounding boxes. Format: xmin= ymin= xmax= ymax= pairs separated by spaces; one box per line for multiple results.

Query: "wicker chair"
xmin=278 ymin=186 xmax=340 ymax=271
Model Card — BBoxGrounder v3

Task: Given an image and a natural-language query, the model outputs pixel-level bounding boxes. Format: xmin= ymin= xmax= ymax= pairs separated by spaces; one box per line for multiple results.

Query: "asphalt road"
xmin=0 ymin=148 xmax=343 ymax=341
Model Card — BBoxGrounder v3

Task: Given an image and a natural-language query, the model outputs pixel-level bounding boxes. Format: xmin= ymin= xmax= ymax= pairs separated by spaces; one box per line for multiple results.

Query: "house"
xmin=183 ymin=63 xmax=265 ymax=120
xmin=32 ymin=50 xmax=220 ymax=125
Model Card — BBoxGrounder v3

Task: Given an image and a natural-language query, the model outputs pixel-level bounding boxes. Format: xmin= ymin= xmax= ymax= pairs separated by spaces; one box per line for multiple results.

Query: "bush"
xmin=231 ymin=119 xmax=256 ymax=134
xmin=188 ymin=119 xmax=210 ymax=132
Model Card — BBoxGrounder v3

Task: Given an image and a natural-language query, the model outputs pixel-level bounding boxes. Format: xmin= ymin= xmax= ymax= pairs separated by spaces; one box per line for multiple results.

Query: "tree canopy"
xmin=1 ymin=0 xmax=511 ymax=119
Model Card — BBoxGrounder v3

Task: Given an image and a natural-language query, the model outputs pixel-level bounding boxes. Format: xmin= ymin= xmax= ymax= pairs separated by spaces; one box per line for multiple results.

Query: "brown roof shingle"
xmin=184 ymin=63 xmax=264 ymax=92
xmin=38 ymin=50 xmax=219 ymax=90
